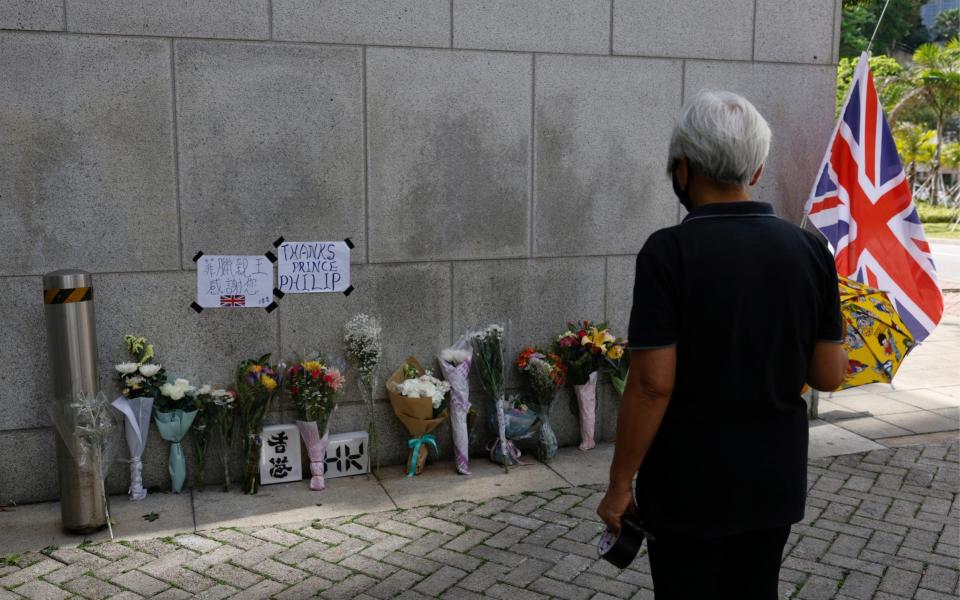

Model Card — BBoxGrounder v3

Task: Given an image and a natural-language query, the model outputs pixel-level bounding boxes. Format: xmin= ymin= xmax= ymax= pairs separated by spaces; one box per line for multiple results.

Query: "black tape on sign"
xmin=192 ymin=251 xmax=204 ymax=262
xmin=273 ymin=236 xmax=285 ymax=248
xmin=265 ymin=301 xmax=279 ymax=313
xmin=597 ymin=515 xmax=649 ymax=569
xmin=343 ymin=285 xmax=355 ymax=297
xmin=273 ymin=288 xmax=285 ymax=299
xmin=190 ymin=302 xmax=204 ymax=313
xmin=265 ymin=251 xmax=277 ymax=263
xmin=344 ymin=238 xmax=355 ymax=250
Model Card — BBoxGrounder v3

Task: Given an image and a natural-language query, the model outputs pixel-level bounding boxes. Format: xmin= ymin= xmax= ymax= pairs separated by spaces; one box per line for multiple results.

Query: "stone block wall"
xmin=0 ymin=0 xmax=841 ymax=503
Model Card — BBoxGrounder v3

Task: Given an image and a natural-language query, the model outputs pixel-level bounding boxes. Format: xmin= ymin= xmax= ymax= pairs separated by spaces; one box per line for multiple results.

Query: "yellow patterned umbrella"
xmin=839 ymin=277 xmax=916 ymax=389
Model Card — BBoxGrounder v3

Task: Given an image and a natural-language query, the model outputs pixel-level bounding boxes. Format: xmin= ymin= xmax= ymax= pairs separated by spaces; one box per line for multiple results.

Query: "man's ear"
xmin=749 ymin=164 xmax=764 ymax=187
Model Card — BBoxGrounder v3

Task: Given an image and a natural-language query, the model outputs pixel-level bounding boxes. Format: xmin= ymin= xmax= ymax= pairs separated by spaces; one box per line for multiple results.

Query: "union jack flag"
xmin=220 ymin=294 xmax=246 ymax=307
xmin=805 ymin=52 xmax=943 ymax=342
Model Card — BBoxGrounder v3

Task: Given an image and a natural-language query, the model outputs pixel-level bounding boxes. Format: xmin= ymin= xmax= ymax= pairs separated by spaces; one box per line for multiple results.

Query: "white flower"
xmin=126 ymin=376 xmax=144 ymax=386
xmin=198 ymin=384 xmax=211 ymax=395
xmin=160 ymin=378 xmax=195 ymax=401
xmin=160 ymin=382 xmax=184 ymax=400
xmin=211 ymin=389 xmax=234 ymax=407
xmin=440 ymin=349 xmax=470 ymax=365
xmin=115 ymin=362 xmax=139 ymax=375
xmin=396 ymin=374 xmax=450 ymax=409
xmin=139 ymin=364 xmax=162 ymax=377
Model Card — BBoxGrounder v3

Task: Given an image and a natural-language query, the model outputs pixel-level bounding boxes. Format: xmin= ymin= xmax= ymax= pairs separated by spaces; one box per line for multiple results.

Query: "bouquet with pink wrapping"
xmin=554 ymin=321 xmax=619 ymax=451
xmin=285 ymin=356 xmax=344 ymax=491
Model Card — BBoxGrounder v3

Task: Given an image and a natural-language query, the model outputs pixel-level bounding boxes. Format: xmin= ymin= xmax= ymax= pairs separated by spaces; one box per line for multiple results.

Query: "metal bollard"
xmin=43 ymin=269 xmax=106 ymax=534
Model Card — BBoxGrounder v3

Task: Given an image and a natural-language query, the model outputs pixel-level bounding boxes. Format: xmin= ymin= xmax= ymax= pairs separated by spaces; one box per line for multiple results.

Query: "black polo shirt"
xmin=628 ymin=200 xmax=842 ymax=538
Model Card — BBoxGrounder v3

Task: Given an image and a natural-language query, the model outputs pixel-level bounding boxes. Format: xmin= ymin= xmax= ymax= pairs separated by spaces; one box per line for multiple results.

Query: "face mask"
xmin=671 ymin=169 xmax=694 ymax=212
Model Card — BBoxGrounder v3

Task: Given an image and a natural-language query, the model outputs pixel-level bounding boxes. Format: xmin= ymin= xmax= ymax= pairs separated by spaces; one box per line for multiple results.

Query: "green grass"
xmin=917 ymin=201 xmax=958 ymax=224
xmin=924 ymin=222 xmax=960 ymax=240
xmin=1 ymin=553 xmax=21 ymax=567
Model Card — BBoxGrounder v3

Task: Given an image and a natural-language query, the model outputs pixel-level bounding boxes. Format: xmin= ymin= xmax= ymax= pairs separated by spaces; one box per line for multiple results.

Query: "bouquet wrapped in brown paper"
xmin=386 ymin=357 xmax=450 ymax=476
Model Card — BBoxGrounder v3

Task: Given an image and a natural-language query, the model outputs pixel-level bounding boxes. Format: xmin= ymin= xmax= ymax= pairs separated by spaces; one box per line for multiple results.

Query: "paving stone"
xmin=367 ymin=569 xmax=423 ymax=599
xmin=838 ymin=571 xmax=880 ymax=600
xmin=59 ymin=575 xmax=118 ymax=599
xmin=228 ymin=579 xmax=286 ymax=600
xmin=920 ymin=564 xmax=960 ymax=594
xmin=110 ymin=571 xmax=170 ymax=596
xmin=320 ymin=574 xmax=377 ymax=600
xmin=412 ymin=565 xmax=467 ymax=597
xmin=273 ymin=576 xmax=334 ymax=600
xmin=879 ymin=566 xmax=922 ymax=597
xmin=203 ymin=563 xmax=263 ymax=589
xmin=9 ymin=580 xmax=71 ymax=600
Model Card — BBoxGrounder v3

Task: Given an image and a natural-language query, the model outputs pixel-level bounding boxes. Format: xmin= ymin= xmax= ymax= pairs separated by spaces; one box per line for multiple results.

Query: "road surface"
xmin=932 ymin=242 xmax=960 ymax=288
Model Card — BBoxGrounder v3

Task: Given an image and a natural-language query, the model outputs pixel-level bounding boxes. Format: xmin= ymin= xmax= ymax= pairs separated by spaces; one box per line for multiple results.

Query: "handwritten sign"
xmin=259 ymin=424 xmax=302 ymax=485
xmin=277 ymin=241 xmax=351 ymax=294
xmin=196 ymin=255 xmax=273 ymax=308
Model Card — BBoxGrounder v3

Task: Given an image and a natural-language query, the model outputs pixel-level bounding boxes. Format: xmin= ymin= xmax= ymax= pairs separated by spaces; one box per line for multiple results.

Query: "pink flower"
xmin=559 ymin=336 xmax=576 ymax=348
xmin=323 ymin=369 xmax=345 ymax=391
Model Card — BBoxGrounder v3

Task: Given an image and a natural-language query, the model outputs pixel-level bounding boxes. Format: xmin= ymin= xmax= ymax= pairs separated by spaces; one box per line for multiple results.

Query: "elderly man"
xmin=597 ymin=91 xmax=847 ymax=599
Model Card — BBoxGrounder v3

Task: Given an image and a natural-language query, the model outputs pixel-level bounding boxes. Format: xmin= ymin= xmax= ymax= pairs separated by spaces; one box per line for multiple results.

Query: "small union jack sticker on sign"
xmin=220 ymin=295 xmax=245 ymax=307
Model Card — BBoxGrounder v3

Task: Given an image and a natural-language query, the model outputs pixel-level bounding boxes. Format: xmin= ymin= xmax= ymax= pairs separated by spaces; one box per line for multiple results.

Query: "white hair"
xmin=667 ymin=90 xmax=771 ymax=186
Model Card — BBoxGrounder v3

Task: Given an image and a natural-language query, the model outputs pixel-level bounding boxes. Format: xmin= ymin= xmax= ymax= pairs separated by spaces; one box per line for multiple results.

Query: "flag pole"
xmin=866 ymin=0 xmax=893 ymax=55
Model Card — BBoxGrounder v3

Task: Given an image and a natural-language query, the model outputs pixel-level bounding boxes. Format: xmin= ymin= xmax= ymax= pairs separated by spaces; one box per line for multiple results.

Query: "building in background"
xmin=921 ymin=0 xmax=960 ymax=28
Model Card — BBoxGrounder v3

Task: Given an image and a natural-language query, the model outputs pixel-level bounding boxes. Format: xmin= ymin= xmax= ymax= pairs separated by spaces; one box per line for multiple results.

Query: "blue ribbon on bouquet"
xmin=406 ymin=434 xmax=438 ymax=477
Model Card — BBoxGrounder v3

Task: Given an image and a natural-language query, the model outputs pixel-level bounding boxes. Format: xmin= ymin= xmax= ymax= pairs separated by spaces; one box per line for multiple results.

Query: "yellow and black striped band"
xmin=44 ymin=287 xmax=93 ymax=304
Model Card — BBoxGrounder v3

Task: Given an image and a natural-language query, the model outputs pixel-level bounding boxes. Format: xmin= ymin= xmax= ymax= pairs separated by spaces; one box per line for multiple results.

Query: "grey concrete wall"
xmin=0 ymin=0 xmax=841 ymax=503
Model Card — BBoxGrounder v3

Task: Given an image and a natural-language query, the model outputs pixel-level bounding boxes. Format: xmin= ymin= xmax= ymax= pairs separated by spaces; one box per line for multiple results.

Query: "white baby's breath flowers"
xmin=139 ymin=364 xmax=162 ymax=377
xmin=115 ymin=362 xmax=139 ymax=375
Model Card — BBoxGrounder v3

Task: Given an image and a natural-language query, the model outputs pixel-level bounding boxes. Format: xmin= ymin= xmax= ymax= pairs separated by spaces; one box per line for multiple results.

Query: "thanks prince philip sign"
xmin=277 ymin=241 xmax=351 ymax=294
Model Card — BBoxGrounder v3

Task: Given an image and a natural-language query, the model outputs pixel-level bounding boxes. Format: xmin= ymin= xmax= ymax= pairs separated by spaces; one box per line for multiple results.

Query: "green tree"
xmin=893 ymin=122 xmax=936 ymax=184
xmin=891 ymin=38 xmax=960 ymax=203
xmin=932 ymin=9 xmax=960 ymax=43
xmin=841 ymin=0 xmax=926 ymax=57
xmin=835 ymin=54 xmax=908 ymax=116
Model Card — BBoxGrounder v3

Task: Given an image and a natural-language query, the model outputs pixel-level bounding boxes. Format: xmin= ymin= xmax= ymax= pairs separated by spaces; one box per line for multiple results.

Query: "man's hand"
xmin=597 ymin=485 xmax=636 ymax=534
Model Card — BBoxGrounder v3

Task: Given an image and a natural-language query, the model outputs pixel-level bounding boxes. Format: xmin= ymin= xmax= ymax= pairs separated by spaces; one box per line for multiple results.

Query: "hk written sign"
xmin=277 ymin=241 xmax=351 ymax=294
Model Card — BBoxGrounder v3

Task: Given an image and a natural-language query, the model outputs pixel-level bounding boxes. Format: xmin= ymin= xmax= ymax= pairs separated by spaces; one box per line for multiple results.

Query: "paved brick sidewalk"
xmin=1 ymin=442 xmax=956 ymax=600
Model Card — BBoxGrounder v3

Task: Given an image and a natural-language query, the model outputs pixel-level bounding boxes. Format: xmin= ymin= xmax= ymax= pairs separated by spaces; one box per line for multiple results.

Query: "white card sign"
xmin=277 ymin=241 xmax=350 ymax=294
xmin=324 ymin=431 xmax=369 ymax=478
xmin=196 ymin=255 xmax=273 ymax=308
xmin=259 ymin=424 xmax=302 ymax=485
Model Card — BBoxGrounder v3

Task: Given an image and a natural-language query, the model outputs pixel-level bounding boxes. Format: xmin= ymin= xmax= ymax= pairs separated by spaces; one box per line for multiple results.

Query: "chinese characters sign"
xmin=259 ymin=424 xmax=302 ymax=485
xmin=196 ymin=255 xmax=273 ymax=309
xmin=277 ymin=242 xmax=351 ymax=294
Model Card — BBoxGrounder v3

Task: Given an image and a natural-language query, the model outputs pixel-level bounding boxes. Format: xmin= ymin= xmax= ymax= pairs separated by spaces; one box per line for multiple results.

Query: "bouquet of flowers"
xmin=516 ymin=347 xmax=566 ymax=462
xmin=605 ymin=338 xmax=629 ymax=397
xmin=555 ymin=320 xmax=615 ymax=451
xmin=111 ymin=334 xmax=166 ymax=501
xmin=471 ymin=324 xmax=518 ymax=469
xmin=343 ymin=313 xmax=383 ymax=475
xmin=189 ymin=385 xmax=227 ymax=491
xmin=49 ymin=391 xmax=121 ymax=539
xmin=210 ymin=388 xmax=237 ymax=491
xmin=437 ymin=336 xmax=474 ymax=475
xmin=154 ymin=377 xmax=198 ymax=493
xmin=387 ymin=358 xmax=450 ymax=477
xmin=236 ymin=355 xmax=280 ymax=494
xmin=286 ymin=357 xmax=345 ymax=490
